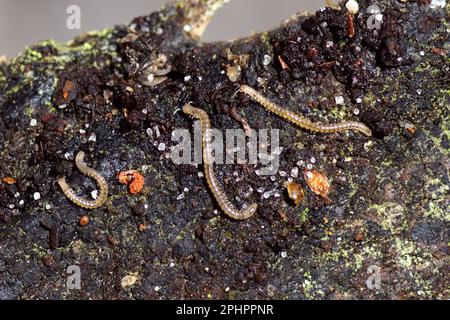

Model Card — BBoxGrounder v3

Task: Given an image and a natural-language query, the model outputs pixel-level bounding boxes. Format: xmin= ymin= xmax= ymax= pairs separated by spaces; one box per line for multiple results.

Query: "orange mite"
xmin=79 ymin=216 xmax=90 ymax=226
xmin=2 ymin=177 xmax=17 ymax=185
xmin=286 ymin=182 xmax=305 ymax=206
xmin=304 ymin=169 xmax=331 ymax=199
xmin=118 ymin=170 xmax=145 ymax=194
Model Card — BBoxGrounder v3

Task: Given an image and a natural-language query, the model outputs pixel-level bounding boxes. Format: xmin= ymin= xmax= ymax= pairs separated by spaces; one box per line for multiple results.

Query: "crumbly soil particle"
xmin=0 ymin=0 xmax=449 ymax=299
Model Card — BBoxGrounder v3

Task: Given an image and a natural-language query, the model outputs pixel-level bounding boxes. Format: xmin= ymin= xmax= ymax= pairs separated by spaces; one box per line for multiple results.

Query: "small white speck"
xmin=279 ymin=171 xmax=287 ymax=177
xmin=79 ymin=129 xmax=86 ymax=135
xmin=146 ymin=128 xmax=153 ymax=138
xmin=335 ymin=96 xmax=345 ymax=105
xmin=14 ymin=192 xmax=20 ymax=198
xmin=158 ymin=143 xmax=166 ymax=151
xmin=184 ymin=75 xmax=191 ymax=82
xmin=205 ymin=267 xmax=210 ymax=272
xmin=326 ymin=41 xmax=334 ymax=48
xmin=419 ymin=51 xmax=425 ymax=56
xmin=169 ymin=262 xmax=175 ymax=268
xmin=19 ymin=200 xmax=25 ymax=206
xmin=356 ymin=98 xmax=362 ymax=104
xmin=183 ymin=24 xmax=192 ymax=32
xmin=310 ymin=157 xmax=316 ymax=164
xmin=154 ymin=286 xmax=161 ymax=292
xmin=142 ymin=108 xmax=148 ymax=115
xmin=257 ymin=187 xmax=265 ymax=193
xmin=91 ymin=190 xmax=98 ymax=200
xmin=306 ymin=171 xmax=313 ymax=179
xmin=156 ymin=28 xmax=163 ymax=35
xmin=416 ymin=89 xmax=422 ymax=95
xmin=281 ymin=251 xmax=288 ymax=258
xmin=64 ymin=152 xmax=72 ymax=160
xmin=154 ymin=126 xmax=161 ymax=138
xmin=198 ymin=172 xmax=204 ymax=178
xmin=183 ymin=187 xmax=189 ymax=193
xmin=144 ymin=204 xmax=149 ymax=209
xmin=291 ymin=167 xmax=299 ymax=178
xmin=58 ymin=104 xmax=67 ymax=110
xmin=8 ymin=204 xmax=14 ymax=209
xmin=177 ymin=193 xmax=185 ymax=200
xmin=30 ymin=119 xmax=38 ymax=127
xmin=375 ymin=14 xmax=383 ymax=22
xmin=306 ymin=164 xmax=313 ymax=170
xmin=354 ymin=109 xmax=360 ymax=115
xmin=273 ymin=146 xmax=284 ymax=155
xmin=33 ymin=192 xmax=41 ymax=201
xmin=263 ymin=55 xmax=272 ymax=66
xmin=88 ymin=133 xmax=97 ymax=142
xmin=345 ymin=0 xmax=359 ymax=15
xmin=45 ymin=203 xmax=52 ymax=210
xmin=85 ymin=123 xmax=90 ymax=129
xmin=225 ymin=287 xmax=230 ymax=292
xmin=263 ymin=191 xmax=272 ymax=199
xmin=198 ymin=76 xmax=203 ymax=81
xmin=430 ymin=0 xmax=446 ymax=9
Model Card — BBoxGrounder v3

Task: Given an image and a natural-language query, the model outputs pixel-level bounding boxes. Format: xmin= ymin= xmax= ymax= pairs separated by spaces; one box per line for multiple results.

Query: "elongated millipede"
xmin=240 ymin=85 xmax=372 ymax=137
xmin=183 ymin=104 xmax=258 ymax=220
xmin=58 ymin=151 xmax=108 ymax=209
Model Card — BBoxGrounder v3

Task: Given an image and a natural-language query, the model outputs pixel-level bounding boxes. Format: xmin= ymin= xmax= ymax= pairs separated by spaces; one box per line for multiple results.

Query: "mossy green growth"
xmin=368 ymin=202 xmax=407 ymax=235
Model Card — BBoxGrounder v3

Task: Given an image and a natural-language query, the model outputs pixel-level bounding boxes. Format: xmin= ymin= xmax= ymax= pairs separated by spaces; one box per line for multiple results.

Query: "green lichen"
xmin=368 ymin=202 xmax=407 ymax=235
xmin=425 ymin=201 xmax=449 ymax=221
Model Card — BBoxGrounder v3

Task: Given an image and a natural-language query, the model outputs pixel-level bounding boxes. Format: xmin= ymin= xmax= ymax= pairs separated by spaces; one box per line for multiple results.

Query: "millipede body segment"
xmin=240 ymin=85 xmax=372 ymax=137
xmin=183 ymin=104 xmax=258 ymax=220
xmin=58 ymin=151 xmax=108 ymax=209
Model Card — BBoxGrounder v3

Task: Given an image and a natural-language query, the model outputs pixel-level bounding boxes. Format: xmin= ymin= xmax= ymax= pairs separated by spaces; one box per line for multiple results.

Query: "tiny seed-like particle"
xmin=121 ymin=275 xmax=138 ymax=289
xmin=2 ymin=177 xmax=17 ymax=185
xmin=345 ymin=0 xmax=359 ymax=15
xmin=79 ymin=216 xmax=90 ymax=226
xmin=286 ymin=182 xmax=305 ymax=206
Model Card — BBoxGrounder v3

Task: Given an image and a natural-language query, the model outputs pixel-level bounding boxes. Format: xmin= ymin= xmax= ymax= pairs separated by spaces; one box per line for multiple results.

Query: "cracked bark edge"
xmin=171 ymin=0 xmax=231 ymax=40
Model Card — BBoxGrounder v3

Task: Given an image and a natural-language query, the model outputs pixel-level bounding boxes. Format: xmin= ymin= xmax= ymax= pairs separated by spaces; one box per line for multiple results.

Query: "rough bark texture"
xmin=0 ymin=0 xmax=448 ymax=299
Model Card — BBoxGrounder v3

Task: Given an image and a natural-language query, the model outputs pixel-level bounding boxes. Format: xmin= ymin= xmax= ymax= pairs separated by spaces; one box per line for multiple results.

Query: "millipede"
xmin=58 ymin=151 xmax=108 ymax=209
xmin=183 ymin=104 xmax=258 ymax=220
xmin=240 ymin=85 xmax=372 ymax=137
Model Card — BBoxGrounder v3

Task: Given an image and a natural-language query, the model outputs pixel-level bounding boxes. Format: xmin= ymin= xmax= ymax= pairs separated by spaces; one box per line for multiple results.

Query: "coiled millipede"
xmin=240 ymin=85 xmax=372 ymax=137
xmin=183 ymin=104 xmax=258 ymax=220
xmin=58 ymin=151 xmax=108 ymax=209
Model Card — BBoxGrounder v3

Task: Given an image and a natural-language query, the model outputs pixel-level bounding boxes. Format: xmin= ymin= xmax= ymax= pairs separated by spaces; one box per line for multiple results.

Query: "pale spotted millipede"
xmin=240 ymin=85 xmax=372 ymax=137
xmin=183 ymin=104 xmax=258 ymax=220
xmin=58 ymin=151 xmax=108 ymax=209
